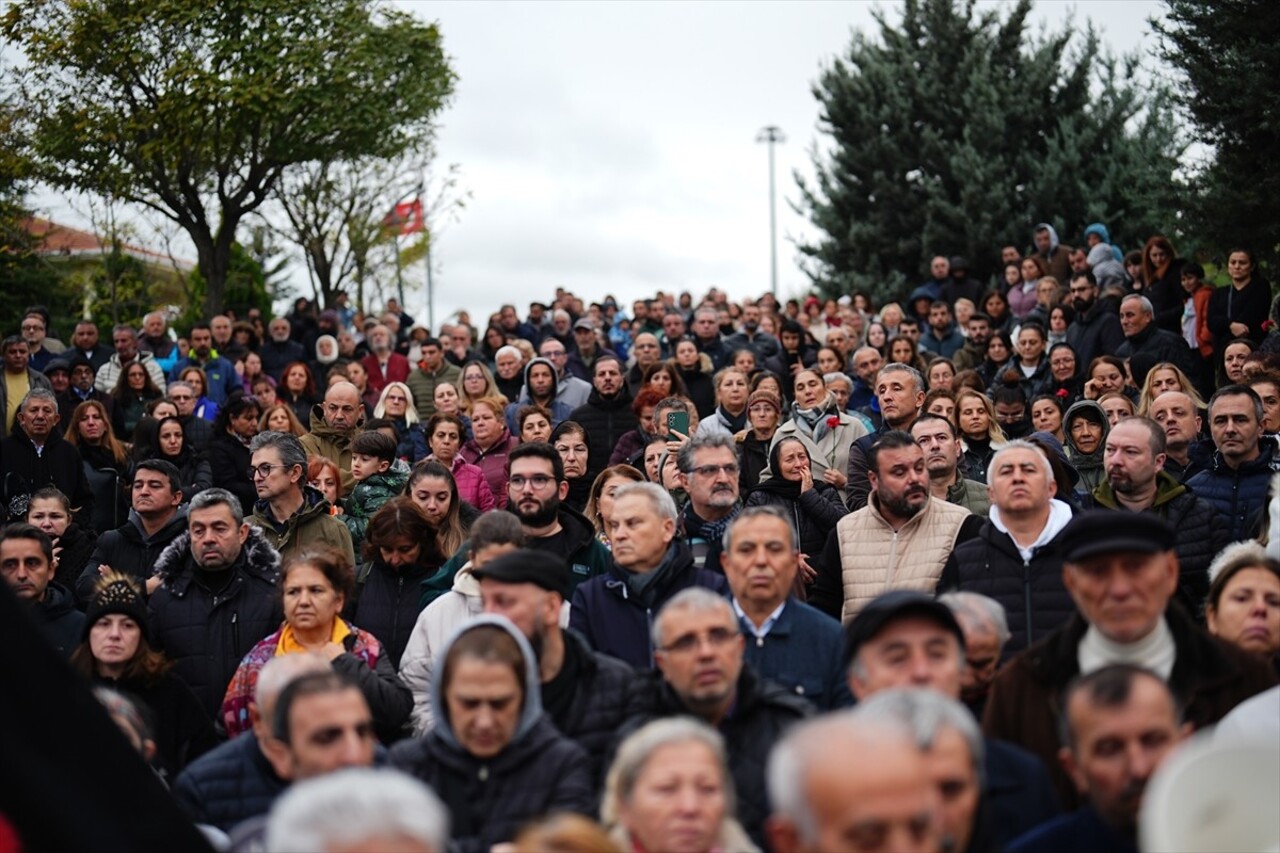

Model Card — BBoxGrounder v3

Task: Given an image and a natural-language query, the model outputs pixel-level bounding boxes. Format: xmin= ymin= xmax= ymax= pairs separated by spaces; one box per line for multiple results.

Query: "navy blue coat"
xmin=170 ymin=732 xmax=285 ymax=832
xmin=1186 ymin=441 xmax=1278 ymax=543
xmin=985 ymin=737 xmax=1062 ymax=849
xmin=1007 ymin=804 xmax=1136 ymax=853
xmin=737 ymin=598 xmax=852 ymax=710
xmin=350 ymin=558 xmax=434 ymax=669
xmin=569 ymin=542 xmax=729 ymax=669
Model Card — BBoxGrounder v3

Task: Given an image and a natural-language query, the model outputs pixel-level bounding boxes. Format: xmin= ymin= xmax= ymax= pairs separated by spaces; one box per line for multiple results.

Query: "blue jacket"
xmin=1007 ymin=804 xmax=1135 ymax=853
xmin=169 ymin=355 xmax=241 ymax=404
xmin=737 ymin=598 xmax=852 ymax=710
xmin=920 ymin=324 xmax=966 ymax=359
xmin=1186 ymin=441 xmax=1279 ymax=543
xmin=170 ymin=731 xmax=284 ymax=832
xmin=569 ymin=541 xmax=729 ymax=669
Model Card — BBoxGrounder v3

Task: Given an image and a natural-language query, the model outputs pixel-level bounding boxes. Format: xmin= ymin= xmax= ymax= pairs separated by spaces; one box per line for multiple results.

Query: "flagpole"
xmin=419 ymin=176 xmax=432 ymax=332
xmin=394 ymin=233 xmax=405 ymax=309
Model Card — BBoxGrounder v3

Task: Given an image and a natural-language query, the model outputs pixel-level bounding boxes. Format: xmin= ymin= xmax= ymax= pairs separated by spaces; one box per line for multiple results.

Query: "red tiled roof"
xmin=22 ymin=216 xmax=194 ymax=269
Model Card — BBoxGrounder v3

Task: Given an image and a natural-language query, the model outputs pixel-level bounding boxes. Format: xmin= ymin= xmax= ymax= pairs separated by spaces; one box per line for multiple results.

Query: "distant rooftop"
xmin=23 ymin=216 xmax=194 ymax=270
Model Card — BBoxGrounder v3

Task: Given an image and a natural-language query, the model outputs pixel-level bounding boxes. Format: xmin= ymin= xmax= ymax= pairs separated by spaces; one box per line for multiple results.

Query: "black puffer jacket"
xmin=1085 ymin=472 xmax=1227 ymax=619
xmin=939 ymin=505 xmax=1078 ymax=657
xmin=171 ymin=731 xmax=285 ymax=832
xmin=147 ymin=528 xmax=283 ymax=718
xmin=390 ymin=617 xmax=594 ymax=853
xmin=205 ymin=431 xmax=257 ymax=517
xmin=1115 ymin=322 xmax=1195 ymax=376
xmin=622 ymin=665 xmax=812 ymax=850
xmin=31 ymin=581 xmax=85 ymax=658
xmin=744 ymin=481 xmax=849 ymax=558
xmin=569 ymin=386 xmax=639 ymax=487
xmin=350 ymin=558 xmax=436 ymax=669
xmin=1064 ymin=296 xmax=1124 ymax=369
xmin=76 ymin=507 xmax=189 ymax=604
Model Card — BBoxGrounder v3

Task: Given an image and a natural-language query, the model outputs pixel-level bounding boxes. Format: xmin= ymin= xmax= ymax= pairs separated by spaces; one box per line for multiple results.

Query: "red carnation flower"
xmin=826 ymin=415 xmax=841 ymax=428
xmin=1055 ymin=388 xmax=1069 ymax=398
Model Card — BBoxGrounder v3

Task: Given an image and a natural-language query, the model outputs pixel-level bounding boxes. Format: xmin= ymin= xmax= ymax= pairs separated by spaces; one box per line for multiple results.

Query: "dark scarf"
xmin=748 ymin=440 xmax=803 ymax=500
xmin=80 ymin=442 xmax=123 ymax=471
xmin=681 ymin=503 xmax=742 ymax=555
xmin=715 ymin=405 xmax=748 ymax=434
xmin=624 ymin=542 xmax=688 ymax=609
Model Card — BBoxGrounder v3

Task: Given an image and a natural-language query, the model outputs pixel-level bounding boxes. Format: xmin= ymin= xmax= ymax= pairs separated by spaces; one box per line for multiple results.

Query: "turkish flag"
xmin=383 ymin=199 xmax=424 ymax=235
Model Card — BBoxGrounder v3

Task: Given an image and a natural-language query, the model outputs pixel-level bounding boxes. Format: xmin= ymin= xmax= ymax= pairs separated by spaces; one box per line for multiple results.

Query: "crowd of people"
xmin=2 ymin=222 xmax=1280 ymax=852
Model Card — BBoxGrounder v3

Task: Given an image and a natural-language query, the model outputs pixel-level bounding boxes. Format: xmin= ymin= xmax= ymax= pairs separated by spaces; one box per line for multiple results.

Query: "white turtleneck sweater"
xmin=1078 ymin=617 xmax=1176 ymax=680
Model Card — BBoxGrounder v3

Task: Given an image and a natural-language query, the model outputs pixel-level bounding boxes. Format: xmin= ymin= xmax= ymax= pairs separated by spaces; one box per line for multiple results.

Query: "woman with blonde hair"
xmin=602 ymin=718 xmax=757 ymax=853
xmin=374 ymin=381 xmax=428 ymax=463
xmin=258 ymin=403 xmax=307 ymax=436
xmin=458 ymin=361 xmax=506 ymax=415
xmin=955 ymin=388 xmax=1007 ymax=484
xmin=1136 ymin=361 xmax=1205 ymax=417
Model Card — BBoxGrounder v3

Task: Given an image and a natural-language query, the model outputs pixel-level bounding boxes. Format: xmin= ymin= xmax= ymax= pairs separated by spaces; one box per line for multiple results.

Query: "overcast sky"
xmin=35 ymin=0 xmax=1167 ymax=328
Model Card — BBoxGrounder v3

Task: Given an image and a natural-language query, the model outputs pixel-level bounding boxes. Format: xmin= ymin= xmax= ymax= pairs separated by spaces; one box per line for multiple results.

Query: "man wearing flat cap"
xmin=474 ymin=548 xmax=647 ymax=785
xmin=982 ymin=510 xmax=1277 ymax=807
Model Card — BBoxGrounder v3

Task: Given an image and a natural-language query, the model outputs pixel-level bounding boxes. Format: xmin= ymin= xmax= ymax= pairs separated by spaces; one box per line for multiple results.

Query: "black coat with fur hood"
xmin=147 ymin=526 xmax=283 ymax=719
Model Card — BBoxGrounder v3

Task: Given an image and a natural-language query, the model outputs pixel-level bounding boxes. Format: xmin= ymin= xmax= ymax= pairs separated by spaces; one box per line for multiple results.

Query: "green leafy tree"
xmin=1154 ymin=0 xmax=1280 ymax=268
xmin=797 ymin=0 xmax=1185 ymax=305
xmin=3 ymin=0 xmax=455 ymax=318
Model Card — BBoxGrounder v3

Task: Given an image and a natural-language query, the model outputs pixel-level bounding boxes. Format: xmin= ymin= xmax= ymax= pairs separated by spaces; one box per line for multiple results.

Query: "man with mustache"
xmin=675 ymin=432 xmax=743 ymax=572
xmin=1007 ymin=665 xmax=1189 ymax=852
xmin=811 ymin=430 xmax=981 ymax=623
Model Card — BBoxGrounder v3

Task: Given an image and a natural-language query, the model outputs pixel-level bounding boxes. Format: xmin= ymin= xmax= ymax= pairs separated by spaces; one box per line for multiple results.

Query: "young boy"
xmin=342 ymin=431 xmax=409 ymax=546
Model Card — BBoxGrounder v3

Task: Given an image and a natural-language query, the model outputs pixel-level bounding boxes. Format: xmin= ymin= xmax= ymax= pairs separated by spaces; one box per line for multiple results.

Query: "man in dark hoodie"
xmin=569 ymin=354 xmax=637 ymax=487
xmin=389 ymin=617 xmax=594 ymax=851
xmin=1065 ymin=271 xmax=1125 ymax=368
xmin=1 ymin=522 xmax=83 ymax=658
xmin=503 ymin=356 xmax=573 ymax=434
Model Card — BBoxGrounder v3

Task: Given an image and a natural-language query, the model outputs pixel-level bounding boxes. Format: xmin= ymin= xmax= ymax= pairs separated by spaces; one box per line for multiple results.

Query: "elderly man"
xmin=847 ymin=363 xmax=927 ymax=510
xmin=564 ymin=318 xmax=616 ymax=382
xmin=676 ymin=432 xmax=743 ymax=571
xmin=58 ymin=354 xmax=113 ymax=428
xmin=492 ymin=344 xmax=525 ymax=400
xmin=1 ymin=389 xmax=93 ymax=522
xmin=168 ymin=322 xmax=240 ymax=404
xmin=841 ymin=590 xmax=1060 ymax=848
xmin=726 ymin=302 xmax=781 ymax=364
xmin=1007 ymin=665 xmax=1190 ymax=853
xmin=299 ymin=381 xmax=365 ymax=494
xmin=1086 ymin=416 xmax=1226 ymax=616
xmin=939 ymin=591 xmax=1011 ymax=719
xmin=1 ymin=335 xmax=53 ymax=440
xmin=259 ymin=316 xmax=306 ymax=382
xmin=983 ymin=510 xmax=1276 ymax=807
xmin=405 ymin=336 xmax=461 ymax=421
xmin=722 ymin=506 xmax=852 ymax=709
xmin=359 ymin=323 xmax=411 ymax=398
xmin=209 ymin=315 xmax=235 ymax=352
xmin=855 ymin=690 xmax=989 ymax=853
xmin=1 ymin=523 xmax=84 ymax=657
xmin=137 ymin=311 xmax=179 ymax=374
xmin=165 ymin=380 xmax=214 ymax=452
xmin=1187 ymin=385 xmax=1280 ymax=542
xmin=1149 ymin=390 xmax=1208 ymax=482
xmin=568 ymin=355 xmax=636 ymax=486
xmin=475 ymin=549 xmax=643 ymax=783
xmin=939 ymin=440 xmax=1075 ymax=654
xmin=689 ymin=306 xmax=730 ymax=370
xmin=1114 ymin=294 xmax=1195 ymax=375
xmin=813 ymin=431 xmax=980 ymax=623
xmin=624 ymin=332 xmax=663 ymax=396
xmin=94 ymin=325 xmax=167 ymax=394
xmin=623 ymin=587 xmax=811 ymax=848
xmin=148 ymin=489 xmax=285 ymax=717
xmin=537 ymin=338 xmax=591 ymax=410
xmin=570 ymin=482 xmax=727 ymax=669
xmin=912 ymin=414 xmax=990 ymax=517
xmin=248 ymin=431 xmax=354 ymax=565
xmin=172 ymin=655 xmax=334 ymax=832
xmin=767 ymin=709 xmax=942 ymax=853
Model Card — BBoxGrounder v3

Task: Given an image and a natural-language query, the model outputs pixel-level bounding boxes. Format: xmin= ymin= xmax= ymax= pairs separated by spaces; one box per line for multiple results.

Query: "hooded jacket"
xmin=147 ymin=526 xmax=284 ymax=718
xmin=250 ymin=484 xmax=355 ymax=567
xmin=569 ymin=384 xmax=639 ymax=487
xmin=76 ymin=506 xmax=190 ymax=604
xmin=568 ymin=540 xmax=730 ymax=669
xmin=1086 ymin=471 xmax=1226 ymax=617
xmin=1032 ymin=222 xmax=1073 ymax=283
xmin=1063 ymin=400 xmax=1109 ymax=495
xmin=299 ymin=404 xmax=363 ymax=494
xmin=389 ymin=617 xmax=594 ymax=853
xmin=503 ymin=357 xmax=574 ymax=434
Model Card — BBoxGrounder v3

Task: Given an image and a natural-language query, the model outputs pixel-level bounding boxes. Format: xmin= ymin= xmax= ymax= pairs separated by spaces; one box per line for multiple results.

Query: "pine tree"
xmin=797 ymin=0 xmax=1184 ymax=305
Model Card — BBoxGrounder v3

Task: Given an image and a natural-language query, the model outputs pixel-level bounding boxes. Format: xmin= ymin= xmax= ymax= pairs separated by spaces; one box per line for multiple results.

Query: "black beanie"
xmin=83 ymin=572 xmax=150 ymax=642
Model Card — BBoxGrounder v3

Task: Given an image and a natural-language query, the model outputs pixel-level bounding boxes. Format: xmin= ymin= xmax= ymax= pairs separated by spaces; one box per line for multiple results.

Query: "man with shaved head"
xmin=299 ymin=381 xmax=365 ymax=494
xmin=1148 ymin=390 xmax=1207 ymax=483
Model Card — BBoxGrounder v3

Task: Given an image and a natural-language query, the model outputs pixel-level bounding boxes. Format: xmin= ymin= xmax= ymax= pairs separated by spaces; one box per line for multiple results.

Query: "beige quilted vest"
xmin=837 ymin=496 xmax=973 ymax=623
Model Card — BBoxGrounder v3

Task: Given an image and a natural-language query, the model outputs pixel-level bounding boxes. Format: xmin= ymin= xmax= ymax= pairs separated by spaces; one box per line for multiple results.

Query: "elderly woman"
xmin=1063 ymin=399 xmax=1110 ymax=495
xmin=26 ymin=487 xmax=97 ymax=595
xmin=398 ymin=512 xmax=526 ymax=736
xmin=73 ymin=572 xmax=216 ymax=779
xmin=426 ymin=412 xmax=496 ymax=511
xmin=374 ymin=381 xmax=428 ymax=463
xmin=459 ymin=396 xmax=518 ymax=508
xmin=602 ymin=718 xmax=756 ymax=853
xmin=551 ymin=420 xmax=592 ymax=511
xmin=739 ymin=389 xmax=781 ymax=493
xmin=350 ymin=498 xmax=444 ymax=669
xmin=767 ymin=368 xmax=867 ymax=505
xmin=221 ymin=548 xmax=411 ymax=741
xmin=389 ymin=618 xmax=593 ymax=849
xmin=585 ymin=464 xmax=646 ymax=547
xmin=696 ymin=367 xmax=752 ymax=439
xmin=746 ymin=437 xmax=849 ymax=578
xmin=1206 ymin=542 xmax=1280 ymax=673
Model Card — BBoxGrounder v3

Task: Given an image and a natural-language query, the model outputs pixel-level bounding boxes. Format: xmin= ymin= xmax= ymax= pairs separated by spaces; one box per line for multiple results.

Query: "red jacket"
xmin=361 ymin=353 xmax=411 ymax=397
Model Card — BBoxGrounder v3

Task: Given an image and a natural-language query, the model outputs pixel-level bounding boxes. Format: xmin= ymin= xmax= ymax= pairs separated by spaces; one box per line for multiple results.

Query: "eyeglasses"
xmin=691 ymin=463 xmax=739 ymax=478
xmin=509 ymin=474 xmax=555 ymax=490
xmin=247 ymin=463 xmax=292 ymax=480
xmin=169 ymin=394 xmax=193 ymax=402
xmin=542 ymin=350 xmax=566 ymax=359
xmin=661 ymin=626 xmax=739 ymax=654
